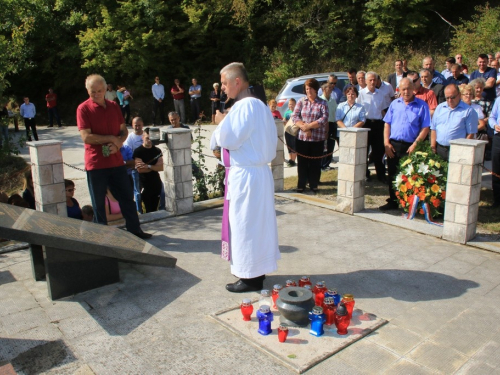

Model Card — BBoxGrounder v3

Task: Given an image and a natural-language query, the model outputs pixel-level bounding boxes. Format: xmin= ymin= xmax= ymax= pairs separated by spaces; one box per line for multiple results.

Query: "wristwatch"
xmin=147 ymin=165 xmax=152 ymax=169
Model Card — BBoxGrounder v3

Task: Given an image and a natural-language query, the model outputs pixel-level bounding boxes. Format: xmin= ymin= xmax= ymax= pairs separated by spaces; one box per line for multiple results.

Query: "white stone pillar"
xmin=272 ymin=119 xmax=285 ymax=191
xmin=443 ymin=139 xmax=488 ymax=244
xmin=27 ymin=140 xmax=66 ymax=216
xmin=162 ymin=128 xmax=194 ymax=215
xmin=336 ymin=128 xmax=369 ymax=214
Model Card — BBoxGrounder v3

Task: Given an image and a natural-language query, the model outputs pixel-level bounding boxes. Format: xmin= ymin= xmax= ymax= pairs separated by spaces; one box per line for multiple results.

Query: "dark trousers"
xmin=296 ymin=139 xmax=323 ymax=189
xmin=436 ymin=143 xmax=450 ymax=162
xmin=387 ymin=140 xmax=413 ymax=201
xmin=321 ymin=122 xmax=337 ymax=168
xmin=23 ymin=118 xmax=38 ymax=141
xmin=121 ymin=104 xmax=131 ymax=125
xmin=152 ymin=99 xmax=165 ymax=125
xmin=48 ymin=107 xmax=62 ymax=127
xmin=190 ymin=97 xmax=201 ymax=123
xmin=142 ymin=178 xmax=162 ymax=213
xmin=87 ymin=166 xmax=141 ymax=233
xmin=492 ymin=134 xmax=500 ymax=204
xmin=364 ymin=119 xmax=385 ymax=179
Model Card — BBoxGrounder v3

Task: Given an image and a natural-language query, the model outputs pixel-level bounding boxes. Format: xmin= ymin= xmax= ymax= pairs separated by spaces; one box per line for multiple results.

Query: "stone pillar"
xmin=27 ymin=140 xmax=66 ymax=216
xmin=443 ymin=139 xmax=488 ymax=244
xmin=272 ymin=119 xmax=285 ymax=191
xmin=162 ymin=128 xmax=194 ymax=215
xmin=336 ymin=128 xmax=369 ymax=214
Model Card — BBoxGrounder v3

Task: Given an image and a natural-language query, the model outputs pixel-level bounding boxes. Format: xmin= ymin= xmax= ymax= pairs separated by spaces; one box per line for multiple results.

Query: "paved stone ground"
xmin=1 ymin=197 xmax=500 ymax=374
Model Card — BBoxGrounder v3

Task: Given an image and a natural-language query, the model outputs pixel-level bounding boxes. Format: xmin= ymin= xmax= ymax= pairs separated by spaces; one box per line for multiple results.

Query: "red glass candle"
xmin=323 ymin=297 xmax=336 ymax=325
xmin=240 ymin=298 xmax=253 ymax=321
xmin=341 ymin=294 xmax=355 ymax=319
xmin=271 ymin=284 xmax=282 ymax=309
xmin=335 ymin=302 xmax=351 ymax=335
xmin=313 ymin=281 xmax=327 ymax=307
xmin=277 ymin=323 xmax=289 ymax=343
xmin=298 ymin=276 xmax=312 ymax=287
xmin=285 ymin=279 xmax=297 ymax=287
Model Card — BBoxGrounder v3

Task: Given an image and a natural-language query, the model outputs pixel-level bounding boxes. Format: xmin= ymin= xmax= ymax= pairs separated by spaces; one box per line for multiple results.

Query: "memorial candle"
xmin=341 ymin=294 xmax=355 ymax=319
xmin=323 ymin=297 xmax=336 ymax=325
xmin=312 ymin=281 xmax=327 ymax=307
xmin=277 ymin=323 xmax=289 ymax=343
xmin=271 ymin=284 xmax=282 ymax=309
xmin=298 ymin=276 xmax=312 ymax=287
xmin=240 ymin=298 xmax=253 ymax=321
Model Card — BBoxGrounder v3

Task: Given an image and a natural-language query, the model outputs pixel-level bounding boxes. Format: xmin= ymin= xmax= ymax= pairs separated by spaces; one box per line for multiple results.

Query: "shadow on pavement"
xmin=267 ymin=269 xmax=479 ymax=302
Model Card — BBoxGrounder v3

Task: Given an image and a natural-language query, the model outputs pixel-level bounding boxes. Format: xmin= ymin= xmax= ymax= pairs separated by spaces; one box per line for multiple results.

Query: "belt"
xmin=437 ymin=143 xmax=450 ymax=150
xmin=365 ymin=118 xmax=382 ymax=122
xmin=190 ymin=97 xmax=200 ymax=100
xmin=24 ymin=117 xmax=33 ymax=120
xmin=390 ymin=139 xmax=413 ymax=145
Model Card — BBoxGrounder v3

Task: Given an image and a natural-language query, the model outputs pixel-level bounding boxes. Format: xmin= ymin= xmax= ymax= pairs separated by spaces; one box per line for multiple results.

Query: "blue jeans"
xmin=131 ymin=169 xmax=143 ymax=213
xmin=87 ymin=165 xmax=141 ymax=233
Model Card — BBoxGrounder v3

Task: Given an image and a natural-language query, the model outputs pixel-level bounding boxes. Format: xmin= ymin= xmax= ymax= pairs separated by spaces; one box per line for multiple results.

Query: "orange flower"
xmin=406 ymin=181 xmax=412 ymax=189
xmin=400 ymin=199 xmax=406 ymax=207
xmin=431 ymin=184 xmax=440 ymax=193
xmin=419 ymin=209 xmax=424 ymax=214
xmin=418 ymin=193 xmax=426 ymax=201
xmin=441 ymin=191 xmax=446 ymax=199
xmin=433 ymin=198 xmax=441 ymax=207
xmin=395 ymin=191 xmax=399 ymax=197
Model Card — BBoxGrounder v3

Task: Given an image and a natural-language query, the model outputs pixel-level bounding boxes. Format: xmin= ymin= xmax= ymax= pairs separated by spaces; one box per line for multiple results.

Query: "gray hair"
xmin=356 ymin=70 xmax=366 ymax=77
xmin=399 ymin=77 xmax=414 ymax=89
xmin=220 ymin=62 xmax=249 ymax=82
xmin=329 ymin=74 xmax=338 ymax=79
xmin=366 ymin=71 xmax=379 ymax=80
xmin=469 ymin=78 xmax=486 ymax=88
xmin=85 ymin=74 xmax=106 ymax=90
xmin=419 ymin=68 xmax=432 ymax=76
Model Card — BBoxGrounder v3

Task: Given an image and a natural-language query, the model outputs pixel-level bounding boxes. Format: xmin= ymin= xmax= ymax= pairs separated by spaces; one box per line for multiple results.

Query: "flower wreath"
xmin=394 ymin=141 xmax=448 ymax=218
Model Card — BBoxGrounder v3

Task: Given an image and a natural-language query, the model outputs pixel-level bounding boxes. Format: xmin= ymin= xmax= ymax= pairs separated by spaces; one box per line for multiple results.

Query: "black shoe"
xmin=226 ymin=279 xmax=262 ymax=293
xmin=379 ymin=202 xmax=399 ymax=211
xmin=132 ymin=231 xmax=152 ymax=239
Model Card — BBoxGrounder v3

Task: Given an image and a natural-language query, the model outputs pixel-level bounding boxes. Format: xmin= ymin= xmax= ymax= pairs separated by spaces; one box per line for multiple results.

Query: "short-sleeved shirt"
xmin=120 ymin=144 xmax=134 ymax=175
xmin=378 ymin=82 xmax=395 ymax=110
xmin=335 ymin=102 xmax=366 ymax=137
xmin=383 ymin=97 xmax=430 ymax=143
xmin=124 ymin=132 xmax=143 ymax=151
xmin=105 ymin=90 xmax=117 ymax=101
xmin=470 ymin=68 xmax=497 ymax=101
xmin=357 ymin=88 xmax=385 ymax=120
xmin=292 ymin=96 xmax=329 ymax=141
xmin=446 ymin=75 xmax=469 ymax=86
xmin=46 ymin=93 xmax=57 ymax=108
xmin=319 ymin=94 xmax=338 ymax=123
xmin=488 ymin=97 xmax=500 ymax=134
xmin=133 ymin=145 xmax=162 ymax=186
xmin=189 ymin=85 xmax=202 ymax=98
xmin=77 ymin=98 xmax=125 ymax=170
xmin=414 ymin=86 xmax=438 ymax=111
xmin=430 ymin=100 xmax=478 ymax=146
xmin=171 ymin=85 xmax=184 ymax=100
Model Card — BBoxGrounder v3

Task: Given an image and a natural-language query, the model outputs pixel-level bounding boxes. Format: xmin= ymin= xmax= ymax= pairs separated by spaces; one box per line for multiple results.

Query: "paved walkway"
xmin=1 ymin=196 xmax=500 ymax=374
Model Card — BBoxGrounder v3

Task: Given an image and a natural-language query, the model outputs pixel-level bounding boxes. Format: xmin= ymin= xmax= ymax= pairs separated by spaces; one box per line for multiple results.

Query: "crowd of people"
xmin=280 ymin=53 xmax=500 ymax=210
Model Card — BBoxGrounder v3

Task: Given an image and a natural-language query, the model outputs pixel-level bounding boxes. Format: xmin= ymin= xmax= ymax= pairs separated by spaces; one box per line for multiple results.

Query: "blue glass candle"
xmin=309 ymin=306 xmax=326 ymax=337
xmin=257 ymin=305 xmax=273 ymax=335
xmin=325 ymin=288 xmax=341 ymax=306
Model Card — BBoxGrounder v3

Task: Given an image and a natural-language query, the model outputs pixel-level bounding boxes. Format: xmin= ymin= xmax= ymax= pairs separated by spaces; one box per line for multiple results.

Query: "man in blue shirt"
xmin=152 ymin=76 xmax=165 ymax=125
xmin=488 ymin=98 xmax=500 ymax=208
xmin=430 ymin=84 xmax=478 ymax=161
xmin=20 ymin=96 xmax=38 ymax=141
xmin=445 ymin=64 xmax=469 ymax=86
xmin=189 ymin=78 xmax=202 ymax=123
xmin=470 ymin=54 xmax=497 ymax=102
xmin=380 ymin=78 xmax=430 ymax=211
xmin=423 ymin=56 xmax=446 ymax=85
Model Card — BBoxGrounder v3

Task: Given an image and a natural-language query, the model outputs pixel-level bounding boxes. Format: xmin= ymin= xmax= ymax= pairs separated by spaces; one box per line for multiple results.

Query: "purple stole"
xmin=221 ymin=148 xmax=231 ymax=261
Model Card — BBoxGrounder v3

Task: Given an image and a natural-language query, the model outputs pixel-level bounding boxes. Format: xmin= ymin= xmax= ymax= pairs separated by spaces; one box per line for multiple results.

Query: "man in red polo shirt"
xmin=170 ymin=79 xmax=186 ymax=123
xmin=45 ymin=88 xmax=62 ymax=127
xmin=77 ymin=74 xmax=151 ymax=239
xmin=407 ymin=71 xmax=437 ymax=117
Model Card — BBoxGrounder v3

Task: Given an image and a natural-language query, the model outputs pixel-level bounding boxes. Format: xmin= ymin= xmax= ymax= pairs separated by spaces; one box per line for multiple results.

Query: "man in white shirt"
xmin=357 ymin=72 xmax=387 ymax=182
xmin=152 ymin=76 xmax=165 ymax=125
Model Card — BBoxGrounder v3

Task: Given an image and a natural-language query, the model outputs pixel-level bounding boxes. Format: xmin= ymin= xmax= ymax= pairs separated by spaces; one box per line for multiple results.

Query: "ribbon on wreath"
xmin=422 ymin=203 xmax=444 ymax=227
xmin=221 ymin=148 xmax=231 ymax=261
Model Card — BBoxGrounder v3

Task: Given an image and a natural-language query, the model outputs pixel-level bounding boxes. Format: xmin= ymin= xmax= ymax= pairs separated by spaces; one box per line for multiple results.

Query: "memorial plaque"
xmin=0 ymin=203 xmax=177 ymax=300
xmin=0 ymin=203 xmax=176 ymax=267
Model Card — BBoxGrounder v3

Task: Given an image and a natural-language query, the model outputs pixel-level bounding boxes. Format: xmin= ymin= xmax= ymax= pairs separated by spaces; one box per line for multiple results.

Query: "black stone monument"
xmin=0 ymin=203 xmax=176 ymax=300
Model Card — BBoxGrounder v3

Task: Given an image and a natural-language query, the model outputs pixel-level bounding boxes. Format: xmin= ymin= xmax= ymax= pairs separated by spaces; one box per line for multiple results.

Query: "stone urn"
xmin=276 ymin=286 xmax=315 ymax=327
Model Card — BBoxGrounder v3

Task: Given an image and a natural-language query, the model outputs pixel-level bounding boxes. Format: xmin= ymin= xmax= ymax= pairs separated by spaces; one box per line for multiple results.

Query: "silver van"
xmin=275 ymin=72 xmax=349 ymax=117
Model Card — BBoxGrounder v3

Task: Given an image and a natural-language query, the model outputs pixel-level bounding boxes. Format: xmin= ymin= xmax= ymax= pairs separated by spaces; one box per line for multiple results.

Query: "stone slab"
xmin=0 ymin=203 xmax=176 ymax=268
xmin=210 ymin=301 xmax=387 ymax=374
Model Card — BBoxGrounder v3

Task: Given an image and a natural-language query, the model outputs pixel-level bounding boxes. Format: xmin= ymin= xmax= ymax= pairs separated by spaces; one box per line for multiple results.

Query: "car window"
xmin=291 ymin=84 xmax=304 ymax=94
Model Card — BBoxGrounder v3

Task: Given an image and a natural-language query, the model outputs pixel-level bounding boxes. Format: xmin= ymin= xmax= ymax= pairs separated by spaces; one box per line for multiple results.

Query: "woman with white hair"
xmin=210 ymin=83 xmax=221 ymax=124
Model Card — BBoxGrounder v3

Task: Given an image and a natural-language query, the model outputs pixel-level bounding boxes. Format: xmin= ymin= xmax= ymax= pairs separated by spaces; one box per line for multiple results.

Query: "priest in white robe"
xmin=210 ymin=62 xmax=280 ymax=293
